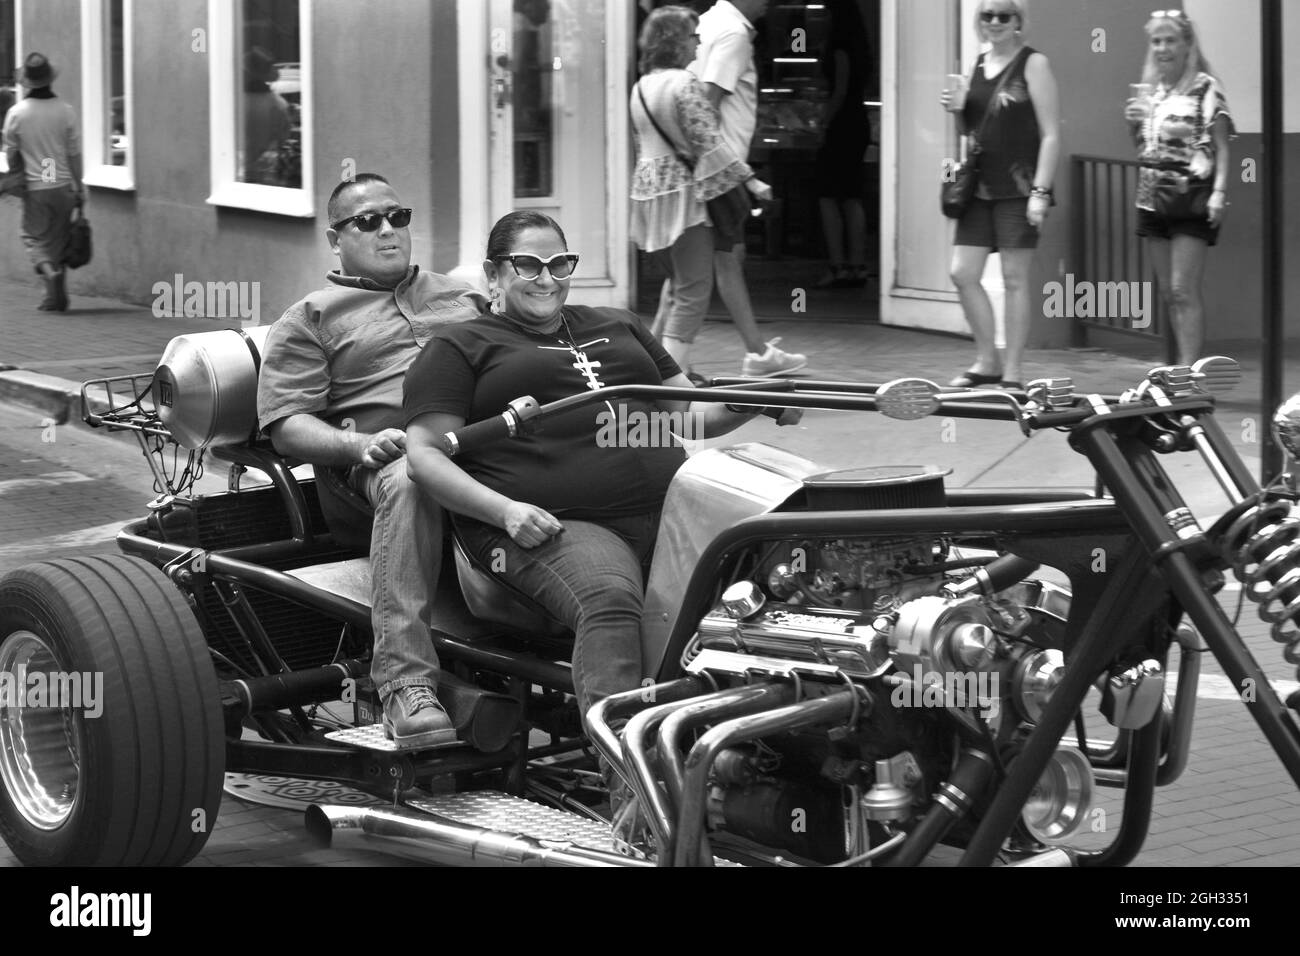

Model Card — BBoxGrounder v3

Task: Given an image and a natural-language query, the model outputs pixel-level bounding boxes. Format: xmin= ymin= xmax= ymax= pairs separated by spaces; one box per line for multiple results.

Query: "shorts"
xmin=953 ymin=197 xmax=1039 ymax=251
xmin=1136 ymin=208 xmax=1219 ymax=247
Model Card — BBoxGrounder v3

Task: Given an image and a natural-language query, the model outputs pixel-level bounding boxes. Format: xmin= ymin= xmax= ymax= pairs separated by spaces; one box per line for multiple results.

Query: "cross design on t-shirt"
xmin=539 ymin=337 xmax=611 ymax=392
xmin=571 ymin=349 xmax=604 ymax=391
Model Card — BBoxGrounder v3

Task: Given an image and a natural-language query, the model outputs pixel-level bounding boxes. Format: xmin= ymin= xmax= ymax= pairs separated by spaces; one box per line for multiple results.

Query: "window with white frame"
xmin=0 ymin=1 xmax=17 ymax=126
xmin=0 ymin=0 xmax=15 ymax=176
xmin=208 ymin=0 xmax=312 ymax=216
xmin=80 ymin=0 xmax=133 ymax=189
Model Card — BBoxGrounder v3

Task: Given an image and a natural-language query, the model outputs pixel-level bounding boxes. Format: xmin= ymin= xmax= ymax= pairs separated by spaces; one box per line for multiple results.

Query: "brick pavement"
xmin=0 ymin=275 xmax=1297 ymax=867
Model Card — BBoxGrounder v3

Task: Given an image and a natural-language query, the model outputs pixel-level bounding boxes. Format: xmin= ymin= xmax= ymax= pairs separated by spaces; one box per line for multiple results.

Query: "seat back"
xmin=451 ymin=531 xmax=568 ymax=637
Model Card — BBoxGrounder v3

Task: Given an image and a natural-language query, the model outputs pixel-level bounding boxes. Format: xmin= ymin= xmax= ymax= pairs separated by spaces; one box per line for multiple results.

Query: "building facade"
xmin=1 ymin=0 xmax=1294 ymax=354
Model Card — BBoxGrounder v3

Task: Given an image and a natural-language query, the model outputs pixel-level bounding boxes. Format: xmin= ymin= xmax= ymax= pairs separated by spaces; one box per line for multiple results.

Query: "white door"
xmin=459 ymin=0 xmax=631 ymax=307
xmin=880 ymin=0 xmax=972 ymax=334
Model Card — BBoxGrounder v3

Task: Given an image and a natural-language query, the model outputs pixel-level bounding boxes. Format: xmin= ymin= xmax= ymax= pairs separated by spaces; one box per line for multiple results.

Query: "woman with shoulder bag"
xmin=1124 ymin=9 xmax=1232 ymax=366
xmin=941 ymin=0 xmax=1060 ymax=391
xmin=629 ymin=5 xmax=784 ymax=378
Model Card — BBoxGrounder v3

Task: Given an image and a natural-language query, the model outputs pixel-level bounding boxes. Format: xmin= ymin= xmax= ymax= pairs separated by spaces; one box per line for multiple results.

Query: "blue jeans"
xmin=458 ymin=512 xmax=658 ymax=718
xmin=349 ymin=457 xmax=443 ymax=699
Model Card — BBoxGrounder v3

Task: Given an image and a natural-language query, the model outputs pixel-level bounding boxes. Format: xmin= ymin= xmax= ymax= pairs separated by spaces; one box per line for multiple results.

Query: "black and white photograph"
xmin=0 ymin=0 xmax=1295 ymax=916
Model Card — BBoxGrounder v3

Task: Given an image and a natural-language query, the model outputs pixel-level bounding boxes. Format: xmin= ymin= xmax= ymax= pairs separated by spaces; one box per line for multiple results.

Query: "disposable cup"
xmin=945 ymin=74 xmax=967 ymax=111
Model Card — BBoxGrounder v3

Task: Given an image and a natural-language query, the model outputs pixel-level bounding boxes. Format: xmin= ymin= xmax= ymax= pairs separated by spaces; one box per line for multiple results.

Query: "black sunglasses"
xmin=331 ymin=207 xmax=413 ymax=232
xmin=496 ymin=253 xmax=579 ymax=280
xmin=980 ymin=10 xmax=1016 ymax=23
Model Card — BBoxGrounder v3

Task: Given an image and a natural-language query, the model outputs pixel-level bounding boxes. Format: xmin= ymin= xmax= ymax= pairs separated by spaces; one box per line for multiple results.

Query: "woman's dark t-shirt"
xmin=962 ymin=47 xmax=1040 ymax=199
xmin=403 ymin=305 xmax=685 ymax=520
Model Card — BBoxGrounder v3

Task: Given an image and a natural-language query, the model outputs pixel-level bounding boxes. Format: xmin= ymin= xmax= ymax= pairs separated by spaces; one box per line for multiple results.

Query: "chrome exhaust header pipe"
xmin=675 ymin=689 xmax=864 ymax=867
xmin=305 ymin=803 xmax=651 ymax=868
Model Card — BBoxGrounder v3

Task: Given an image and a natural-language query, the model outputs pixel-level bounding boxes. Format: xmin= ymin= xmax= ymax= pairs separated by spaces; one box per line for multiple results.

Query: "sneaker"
xmin=741 ymin=337 xmax=808 ymax=378
xmin=382 ymin=685 xmax=458 ymax=750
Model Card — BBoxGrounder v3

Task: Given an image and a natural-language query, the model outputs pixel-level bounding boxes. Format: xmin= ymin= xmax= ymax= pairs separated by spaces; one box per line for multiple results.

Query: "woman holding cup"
xmin=940 ymin=0 xmax=1060 ymax=391
xmin=1124 ymin=9 xmax=1232 ymax=366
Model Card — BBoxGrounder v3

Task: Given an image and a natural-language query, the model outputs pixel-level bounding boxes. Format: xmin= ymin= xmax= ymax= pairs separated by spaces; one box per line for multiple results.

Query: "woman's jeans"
xmin=458 ymin=512 xmax=659 ymax=720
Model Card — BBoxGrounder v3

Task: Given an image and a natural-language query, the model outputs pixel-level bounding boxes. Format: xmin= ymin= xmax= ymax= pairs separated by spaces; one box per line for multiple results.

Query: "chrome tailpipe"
xmin=305 ymin=803 xmax=651 ymax=868
xmin=1006 ymin=848 xmax=1077 ymax=867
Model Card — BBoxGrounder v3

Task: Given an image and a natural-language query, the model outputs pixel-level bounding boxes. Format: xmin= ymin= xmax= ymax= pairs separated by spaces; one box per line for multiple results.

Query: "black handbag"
xmin=941 ymin=154 xmax=980 ymax=219
xmin=1153 ymin=177 xmax=1213 ymax=223
xmin=0 ymin=154 xmax=24 ymax=198
xmin=64 ymin=199 xmax=92 ymax=269
xmin=940 ymin=52 xmax=1020 ymax=220
xmin=635 ymin=82 xmax=754 ymax=237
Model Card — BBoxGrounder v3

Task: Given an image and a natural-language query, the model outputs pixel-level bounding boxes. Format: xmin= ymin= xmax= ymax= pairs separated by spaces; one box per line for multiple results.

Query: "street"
xmin=0 ymin=392 xmax=1297 ymax=867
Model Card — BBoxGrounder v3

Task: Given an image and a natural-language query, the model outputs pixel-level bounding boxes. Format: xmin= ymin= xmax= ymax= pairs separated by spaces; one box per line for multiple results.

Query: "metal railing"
xmin=1069 ymin=154 xmax=1174 ymax=360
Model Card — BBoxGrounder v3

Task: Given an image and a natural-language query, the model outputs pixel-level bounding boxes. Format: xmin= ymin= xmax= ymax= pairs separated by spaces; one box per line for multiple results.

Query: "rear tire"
xmin=0 ymin=555 xmax=224 ymax=865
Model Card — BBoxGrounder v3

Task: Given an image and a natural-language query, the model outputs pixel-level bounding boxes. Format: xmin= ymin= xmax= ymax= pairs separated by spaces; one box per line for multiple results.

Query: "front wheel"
xmin=0 ymin=555 xmax=224 ymax=865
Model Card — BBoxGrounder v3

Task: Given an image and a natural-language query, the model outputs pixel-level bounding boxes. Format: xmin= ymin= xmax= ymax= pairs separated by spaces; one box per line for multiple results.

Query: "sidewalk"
xmin=0 ymin=274 xmax=1285 ymax=424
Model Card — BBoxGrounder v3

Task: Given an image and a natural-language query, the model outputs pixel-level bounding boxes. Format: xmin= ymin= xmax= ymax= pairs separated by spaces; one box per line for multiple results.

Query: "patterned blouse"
xmin=1135 ymin=72 xmax=1234 ymax=211
xmin=629 ymin=68 xmax=753 ymax=253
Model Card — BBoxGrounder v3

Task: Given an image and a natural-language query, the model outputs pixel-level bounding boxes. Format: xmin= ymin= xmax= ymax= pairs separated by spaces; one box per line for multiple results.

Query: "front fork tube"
xmin=960 ymin=541 xmax=1155 ymax=866
xmin=1082 ymin=425 xmax=1300 ymax=787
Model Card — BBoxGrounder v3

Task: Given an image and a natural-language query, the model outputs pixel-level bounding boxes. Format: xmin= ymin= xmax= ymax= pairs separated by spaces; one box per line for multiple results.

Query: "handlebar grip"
xmin=441 ymin=412 xmax=516 ymax=457
xmin=440 ymin=395 xmax=542 ymax=457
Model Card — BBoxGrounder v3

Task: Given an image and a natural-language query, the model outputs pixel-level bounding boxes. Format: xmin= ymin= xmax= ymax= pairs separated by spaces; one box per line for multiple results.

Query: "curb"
xmin=0 ymin=369 xmax=79 ymax=425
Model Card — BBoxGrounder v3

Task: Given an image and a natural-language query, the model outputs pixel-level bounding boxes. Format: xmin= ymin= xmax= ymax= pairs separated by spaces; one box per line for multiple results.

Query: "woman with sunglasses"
xmin=1123 ymin=10 xmax=1232 ymax=366
xmin=403 ymin=210 xmax=800 ymax=726
xmin=941 ymin=0 xmax=1060 ymax=391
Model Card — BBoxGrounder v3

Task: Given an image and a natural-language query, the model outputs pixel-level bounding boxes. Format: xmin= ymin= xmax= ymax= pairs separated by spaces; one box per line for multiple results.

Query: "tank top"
xmin=962 ymin=47 xmax=1040 ymax=200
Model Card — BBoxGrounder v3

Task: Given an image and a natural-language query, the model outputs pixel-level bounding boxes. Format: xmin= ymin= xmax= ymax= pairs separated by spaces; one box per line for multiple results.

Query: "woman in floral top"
xmin=629 ymin=5 xmax=769 ymax=375
xmin=1124 ymin=10 xmax=1233 ymax=365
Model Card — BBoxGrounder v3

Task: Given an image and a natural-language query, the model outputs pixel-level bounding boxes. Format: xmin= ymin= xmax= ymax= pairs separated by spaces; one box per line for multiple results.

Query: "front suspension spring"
xmin=1221 ymin=497 xmax=1300 ymax=680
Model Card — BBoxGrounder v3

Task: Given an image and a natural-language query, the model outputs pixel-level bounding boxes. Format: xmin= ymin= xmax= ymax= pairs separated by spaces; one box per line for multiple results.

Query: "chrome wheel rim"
xmin=0 ymin=631 xmax=81 ymax=829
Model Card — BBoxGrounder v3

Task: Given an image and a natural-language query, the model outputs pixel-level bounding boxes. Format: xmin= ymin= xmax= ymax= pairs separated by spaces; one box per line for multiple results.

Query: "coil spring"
xmin=1221 ymin=497 xmax=1300 ymax=680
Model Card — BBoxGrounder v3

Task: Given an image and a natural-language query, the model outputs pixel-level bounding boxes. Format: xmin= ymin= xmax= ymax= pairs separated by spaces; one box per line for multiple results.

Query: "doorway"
xmin=458 ymin=0 xmax=631 ymax=305
xmin=634 ymin=0 xmax=881 ymax=323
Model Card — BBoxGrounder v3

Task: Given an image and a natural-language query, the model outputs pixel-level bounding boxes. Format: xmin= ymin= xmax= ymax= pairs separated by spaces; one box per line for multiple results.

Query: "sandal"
xmin=949 ymin=369 xmax=1003 ymax=388
xmin=816 ymin=263 xmax=849 ymax=288
xmin=843 ymin=264 xmax=871 ymax=288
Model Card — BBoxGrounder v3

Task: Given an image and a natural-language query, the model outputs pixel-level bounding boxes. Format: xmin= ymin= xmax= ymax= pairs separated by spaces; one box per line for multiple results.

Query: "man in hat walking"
xmin=1 ymin=52 xmax=82 ymax=311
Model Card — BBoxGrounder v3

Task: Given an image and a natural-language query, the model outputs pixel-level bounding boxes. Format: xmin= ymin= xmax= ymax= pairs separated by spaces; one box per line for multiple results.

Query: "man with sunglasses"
xmin=257 ymin=173 xmax=486 ymax=749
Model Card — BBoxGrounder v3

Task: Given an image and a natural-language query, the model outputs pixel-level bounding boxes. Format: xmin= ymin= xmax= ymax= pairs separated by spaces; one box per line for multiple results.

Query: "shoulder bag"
xmin=635 ymin=80 xmax=753 ymax=243
xmin=940 ymin=52 xmax=1019 ymax=220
